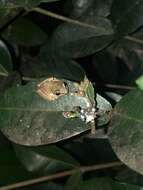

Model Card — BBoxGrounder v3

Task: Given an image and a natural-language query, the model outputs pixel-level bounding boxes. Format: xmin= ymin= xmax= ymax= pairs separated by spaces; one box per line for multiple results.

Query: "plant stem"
xmin=32 ymin=8 xmax=143 ymax=45
xmin=91 ymin=120 xmax=96 ymax=134
xmin=32 ymin=7 xmax=110 ymax=33
xmin=0 ymin=161 xmax=122 ymax=190
xmin=104 ymin=83 xmax=135 ymax=90
xmin=125 ymin=36 xmax=143 ymax=45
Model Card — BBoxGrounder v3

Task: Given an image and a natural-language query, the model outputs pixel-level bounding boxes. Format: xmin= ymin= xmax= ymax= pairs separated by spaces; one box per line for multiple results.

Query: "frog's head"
xmin=37 ymin=77 xmax=68 ymax=101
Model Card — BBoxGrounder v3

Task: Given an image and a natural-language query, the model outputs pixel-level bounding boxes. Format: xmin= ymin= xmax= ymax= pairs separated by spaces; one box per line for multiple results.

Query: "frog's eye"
xmin=53 ymin=89 xmax=60 ymax=96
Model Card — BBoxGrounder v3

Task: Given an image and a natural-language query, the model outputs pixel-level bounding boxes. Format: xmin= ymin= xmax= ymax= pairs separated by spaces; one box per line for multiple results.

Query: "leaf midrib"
xmin=0 ymin=107 xmax=63 ymax=112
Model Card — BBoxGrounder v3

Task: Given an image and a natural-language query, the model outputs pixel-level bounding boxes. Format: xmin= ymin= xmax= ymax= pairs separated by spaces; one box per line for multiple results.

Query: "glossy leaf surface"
xmin=0 ymin=40 xmax=12 ymax=75
xmin=109 ymin=89 xmax=143 ymax=175
xmin=110 ymin=0 xmax=143 ymax=36
xmin=0 ymin=79 xmax=111 ymax=145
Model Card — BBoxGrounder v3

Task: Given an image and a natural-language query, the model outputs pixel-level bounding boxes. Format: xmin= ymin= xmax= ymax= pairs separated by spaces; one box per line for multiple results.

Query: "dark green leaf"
xmin=80 ymin=177 xmax=143 ymax=190
xmin=107 ymin=40 xmax=143 ymax=86
xmin=92 ymin=50 xmax=118 ymax=84
xmin=14 ymin=144 xmax=79 ymax=174
xmin=115 ymin=167 xmax=142 ymax=186
xmin=110 ymin=0 xmax=143 ymax=37
xmin=37 ymin=54 xmax=85 ymax=81
xmin=71 ymin=0 xmax=112 ymax=18
xmin=109 ymin=89 xmax=143 ymax=175
xmin=0 ymin=72 xmax=21 ymax=92
xmin=0 ymin=145 xmax=33 ymax=186
xmin=64 ymin=172 xmax=82 ymax=190
xmin=63 ymin=139 xmax=118 ymax=165
xmin=3 ymin=18 xmax=47 ymax=46
xmin=0 ymin=79 xmax=91 ymax=145
xmin=0 ymin=40 xmax=12 ymax=75
xmin=21 ymin=47 xmax=85 ymax=81
xmin=0 ymin=79 xmax=111 ymax=145
xmin=71 ymin=0 xmax=95 ymax=18
xmin=0 ymin=0 xmax=60 ymax=8
xmin=109 ymin=25 xmax=143 ymax=58
xmin=0 ymin=6 xmax=21 ymax=28
xmin=28 ymin=182 xmax=64 ymax=190
xmin=42 ymin=17 xmax=113 ymax=58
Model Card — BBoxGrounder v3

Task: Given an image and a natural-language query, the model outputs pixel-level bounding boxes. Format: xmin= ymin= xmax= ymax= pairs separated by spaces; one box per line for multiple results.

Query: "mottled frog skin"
xmin=37 ymin=77 xmax=68 ymax=101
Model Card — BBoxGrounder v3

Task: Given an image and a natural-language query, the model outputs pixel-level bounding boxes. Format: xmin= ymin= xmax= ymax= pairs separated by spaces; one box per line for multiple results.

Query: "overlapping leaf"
xmin=0 ymin=0 xmax=60 ymax=8
xmin=0 ymin=40 xmax=12 ymax=76
xmin=3 ymin=18 xmax=47 ymax=46
xmin=109 ymin=89 xmax=143 ymax=175
xmin=110 ymin=0 xmax=143 ymax=37
xmin=14 ymin=144 xmax=79 ymax=174
xmin=0 ymin=79 xmax=90 ymax=145
xmin=0 ymin=6 xmax=21 ymax=28
xmin=37 ymin=55 xmax=86 ymax=81
xmin=65 ymin=172 xmax=82 ymax=190
xmin=0 ymin=145 xmax=33 ymax=186
xmin=40 ymin=10 xmax=113 ymax=59
xmin=62 ymin=138 xmax=118 ymax=165
xmin=79 ymin=177 xmax=143 ymax=190
xmin=0 ymin=78 xmax=112 ymax=145
xmin=65 ymin=176 xmax=143 ymax=190
xmin=71 ymin=0 xmax=112 ymax=18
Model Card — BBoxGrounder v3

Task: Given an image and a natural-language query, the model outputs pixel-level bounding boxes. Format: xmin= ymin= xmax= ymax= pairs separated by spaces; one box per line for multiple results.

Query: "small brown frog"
xmin=37 ymin=77 xmax=68 ymax=101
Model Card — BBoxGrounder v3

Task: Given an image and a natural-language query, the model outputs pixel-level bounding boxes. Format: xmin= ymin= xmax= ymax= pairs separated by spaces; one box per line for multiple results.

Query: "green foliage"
xmin=3 ymin=17 xmax=47 ymax=46
xmin=76 ymin=178 xmax=143 ymax=190
xmin=136 ymin=75 xmax=143 ymax=90
xmin=0 ymin=0 xmax=143 ymax=189
xmin=14 ymin=144 xmax=79 ymax=174
xmin=109 ymin=89 xmax=143 ymax=175
xmin=0 ymin=78 xmax=111 ymax=145
xmin=64 ymin=172 xmax=82 ymax=190
xmin=0 ymin=40 xmax=12 ymax=75
xmin=110 ymin=0 xmax=143 ymax=37
xmin=0 ymin=145 xmax=33 ymax=186
xmin=45 ymin=19 xmax=113 ymax=58
xmin=0 ymin=0 xmax=60 ymax=8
